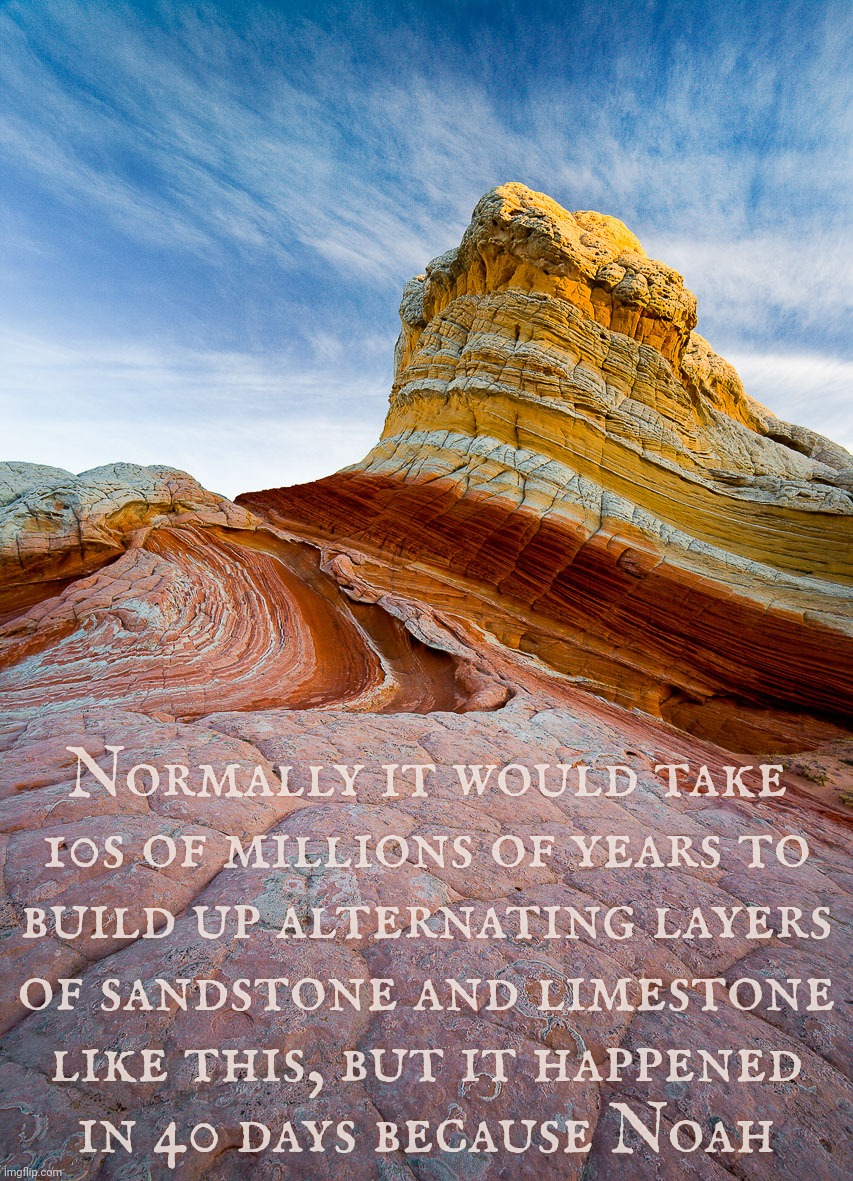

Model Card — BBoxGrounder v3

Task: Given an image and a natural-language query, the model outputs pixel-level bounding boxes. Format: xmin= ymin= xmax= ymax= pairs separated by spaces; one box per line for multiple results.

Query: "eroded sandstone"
xmin=0 ymin=184 xmax=850 ymax=1179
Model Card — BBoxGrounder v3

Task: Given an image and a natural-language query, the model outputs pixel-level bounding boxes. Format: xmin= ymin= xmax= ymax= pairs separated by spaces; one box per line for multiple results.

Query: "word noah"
xmin=64 ymin=746 xmax=787 ymax=800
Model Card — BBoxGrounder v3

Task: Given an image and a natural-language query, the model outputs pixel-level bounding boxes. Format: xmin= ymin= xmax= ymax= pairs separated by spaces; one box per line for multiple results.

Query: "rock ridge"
xmin=239 ymin=183 xmax=853 ymax=752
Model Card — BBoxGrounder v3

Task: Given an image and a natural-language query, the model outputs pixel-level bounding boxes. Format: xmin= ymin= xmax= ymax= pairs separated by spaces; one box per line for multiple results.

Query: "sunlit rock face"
xmin=240 ymin=183 xmax=853 ymax=753
xmin=0 ymin=186 xmax=851 ymax=1180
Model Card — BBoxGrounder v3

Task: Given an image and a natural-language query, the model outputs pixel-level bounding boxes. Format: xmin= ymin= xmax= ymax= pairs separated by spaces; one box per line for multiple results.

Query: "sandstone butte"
xmin=0 ymin=183 xmax=851 ymax=1179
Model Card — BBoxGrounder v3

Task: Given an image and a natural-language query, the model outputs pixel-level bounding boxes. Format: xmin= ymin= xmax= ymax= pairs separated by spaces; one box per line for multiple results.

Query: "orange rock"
xmin=241 ymin=184 xmax=853 ymax=752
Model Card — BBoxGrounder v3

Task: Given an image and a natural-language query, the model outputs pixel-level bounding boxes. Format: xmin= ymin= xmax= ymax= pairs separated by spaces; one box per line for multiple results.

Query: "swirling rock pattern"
xmin=0 ymin=464 xmax=509 ymax=720
xmin=0 ymin=186 xmax=851 ymax=1179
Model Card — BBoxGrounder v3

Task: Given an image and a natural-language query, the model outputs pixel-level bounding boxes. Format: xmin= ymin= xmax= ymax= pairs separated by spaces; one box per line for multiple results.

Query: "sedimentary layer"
xmin=240 ymin=183 xmax=853 ymax=751
xmin=0 ymin=463 xmax=509 ymax=719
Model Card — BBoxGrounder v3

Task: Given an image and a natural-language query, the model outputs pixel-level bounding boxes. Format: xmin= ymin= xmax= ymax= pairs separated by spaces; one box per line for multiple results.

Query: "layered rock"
xmin=240 ymin=183 xmax=853 ymax=752
xmin=0 ymin=185 xmax=851 ymax=1180
xmin=0 ymin=462 xmax=510 ymax=720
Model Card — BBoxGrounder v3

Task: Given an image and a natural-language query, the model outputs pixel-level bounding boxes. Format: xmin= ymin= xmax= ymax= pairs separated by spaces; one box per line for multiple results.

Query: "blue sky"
xmin=1 ymin=0 xmax=850 ymax=497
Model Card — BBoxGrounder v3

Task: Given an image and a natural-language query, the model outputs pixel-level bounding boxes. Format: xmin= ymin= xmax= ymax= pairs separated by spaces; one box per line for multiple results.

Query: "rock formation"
xmin=0 ymin=185 xmax=850 ymax=1179
xmin=240 ymin=184 xmax=853 ymax=754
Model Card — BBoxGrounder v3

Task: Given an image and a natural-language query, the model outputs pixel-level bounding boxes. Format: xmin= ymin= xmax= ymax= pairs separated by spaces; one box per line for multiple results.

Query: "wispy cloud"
xmin=654 ymin=234 xmax=852 ymax=345
xmin=0 ymin=327 xmax=387 ymax=497
xmin=726 ymin=350 xmax=853 ymax=452
xmin=0 ymin=0 xmax=850 ymax=489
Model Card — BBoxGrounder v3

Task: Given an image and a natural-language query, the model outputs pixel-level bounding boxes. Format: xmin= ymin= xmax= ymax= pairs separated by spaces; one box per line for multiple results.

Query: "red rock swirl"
xmin=0 ymin=522 xmax=505 ymax=720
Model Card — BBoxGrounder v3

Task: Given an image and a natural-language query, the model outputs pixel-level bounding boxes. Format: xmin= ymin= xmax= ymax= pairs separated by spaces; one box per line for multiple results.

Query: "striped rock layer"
xmin=0 ymin=463 xmax=509 ymax=721
xmin=239 ymin=183 xmax=853 ymax=754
